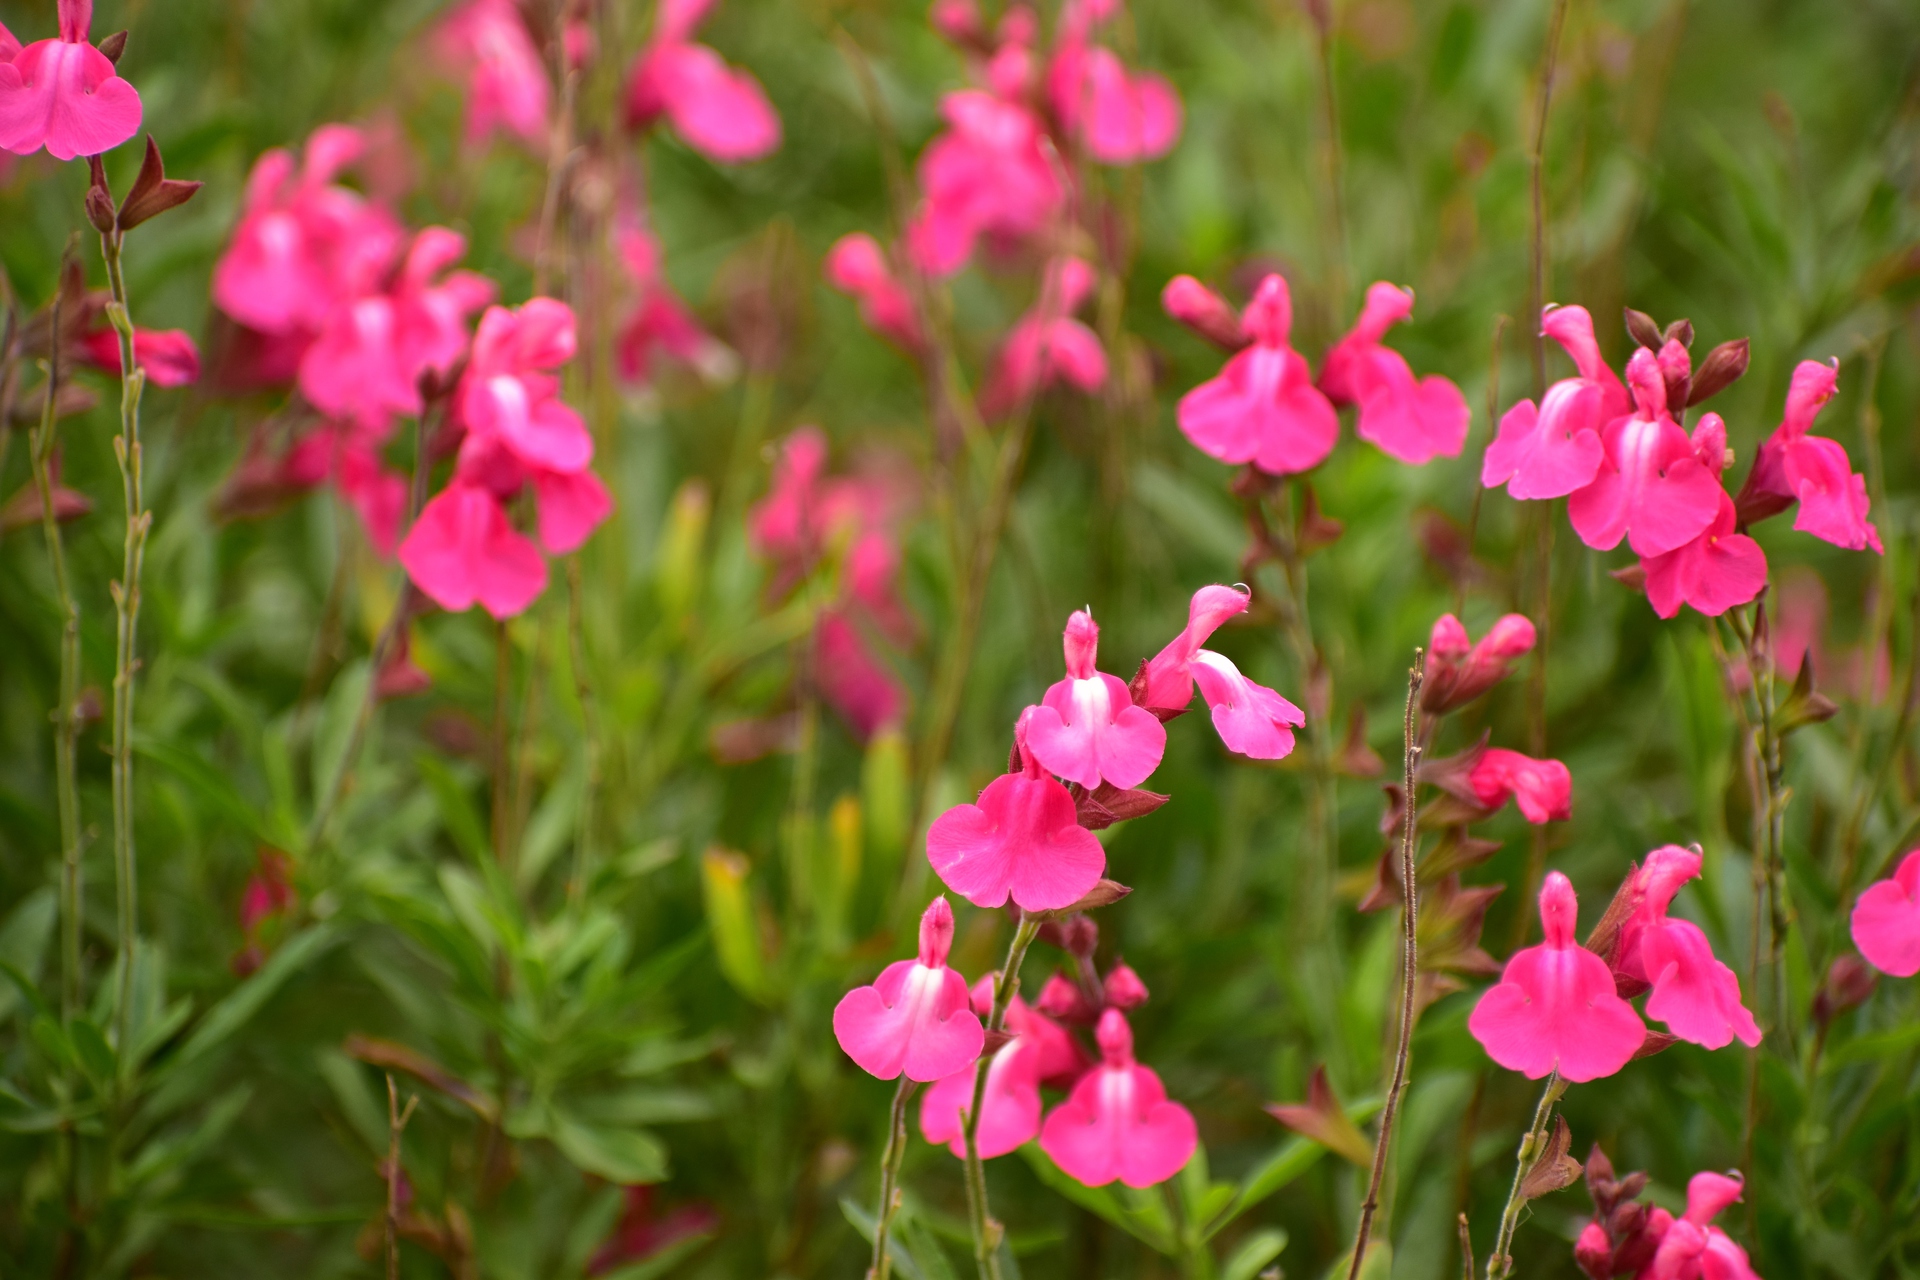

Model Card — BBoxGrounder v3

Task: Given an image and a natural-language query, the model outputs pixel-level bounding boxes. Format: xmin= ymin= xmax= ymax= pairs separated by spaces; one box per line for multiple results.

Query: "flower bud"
xmin=1813 ymin=954 xmax=1876 ymax=1026
xmin=1036 ymin=971 xmax=1097 ymax=1024
xmin=1161 ymin=275 xmax=1249 ymax=351
xmin=1687 ymin=338 xmax=1750 ymax=406
xmin=1574 ymin=1221 xmax=1613 ymax=1280
xmin=1657 ymin=338 xmax=1691 ymax=411
xmin=1102 ymin=962 xmax=1149 ymax=1009
xmin=1623 ymin=307 xmax=1662 ymax=350
xmin=1062 ymin=609 xmax=1099 ymax=679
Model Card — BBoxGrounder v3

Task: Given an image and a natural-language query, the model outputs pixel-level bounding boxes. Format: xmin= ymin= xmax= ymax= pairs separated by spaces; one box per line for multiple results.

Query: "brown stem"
xmin=1458 ymin=1212 xmax=1476 ymax=1280
xmin=385 ymin=1075 xmax=420 ymax=1280
xmin=1346 ymin=651 xmax=1426 ymax=1280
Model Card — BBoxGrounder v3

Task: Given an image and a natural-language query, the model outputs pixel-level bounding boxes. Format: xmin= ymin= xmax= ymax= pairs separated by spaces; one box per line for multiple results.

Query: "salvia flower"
xmin=1481 ymin=305 xmax=1628 ymax=499
xmin=925 ymin=709 xmax=1107 ymax=912
xmin=1038 ymin=1008 xmax=1197 ymax=1188
xmin=397 ymin=479 xmax=550 ymax=618
xmin=979 ymin=257 xmax=1108 ymax=417
xmin=1024 ymin=609 xmax=1168 ymax=789
xmin=1641 ymin=489 xmax=1767 ymax=620
xmin=1136 ymin=584 xmax=1250 ymax=712
xmin=78 ymin=325 xmax=200 ymax=388
xmin=832 ymin=896 xmax=985 ymax=1082
xmin=1177 ymin=274 xmax=1339 ymax=476
xmin=824 ymin=232 xmax=923 ymax=355
xmin=1318 ymin=281 xmax=1470 ymax=465
xmin=906 ymin=89 xmax=1063 ymax=277
xmin=1609 ymin=846 xmax=1761 ymax=1049
xmin=625 ymin=0 xmax=781 ymax=163
xmin=1468 ymin=872 xmax=1645 ymax=1081
xmin=1466 ymin=747 xmax=1572 ymax=824
xmin=1134 ymin=584 xmax=1302 ymax=758
xmin=1420 ymin=611 xmax=1535 ymax=714
xmin=1851 ymin=850 xmax=1920 ymax=978
xmin=1567 ymin=347 xmax=1722 ymax=558
xmin=1045 ymin=1 xmax=1181 ymax=165
xmin=919 ymin=1037 xmax=1042 ymax=1159
xmin=432 ymin=0 xmax=551 ymax=147
xmin=1644 ymin=1172 xmax=1763 ymax=1280
xmin=1737 ymin=359 xmax=1882 ymax=554
xmin=0 ymin=0 xmax=141 ymax=161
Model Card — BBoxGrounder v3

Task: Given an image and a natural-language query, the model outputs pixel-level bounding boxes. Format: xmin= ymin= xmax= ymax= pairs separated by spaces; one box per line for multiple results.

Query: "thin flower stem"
xmin=385 ymin=1075 xmax=419 ymax=1280
xmin=963 ymin=913 xmax=1042 ymax=1280
xmin=492 ymin=616 xmax=515 ymax=871
xmin=565 ymin=556 xmax=604 ymax=907
xmin=1346 ymin=650 xmax=1426 ymax=1280
xmin=866 ymin=1075 xmax=918 ymax=1280
xmin=1306 ymin=0 xmax=1349 ymax=316
xmin=1484 ymin=1070 xmax=1563 ymax=1280
xmin=1526 ymin=0 xmax=1570 ymax=401
xmin=100 ymin=225 xmax=147 ymax=1050
xmin=1458 ymin=1212 xmax=1476 ymax=1280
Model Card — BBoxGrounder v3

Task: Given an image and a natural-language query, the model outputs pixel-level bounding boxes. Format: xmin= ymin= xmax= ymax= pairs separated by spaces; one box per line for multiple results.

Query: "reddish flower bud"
xmin=1102 ymin=962 xmax=1149 ymax=1009
xmin=1160 ymin=275 xmax=1248 ymax=351
xmin=1574 ymin=1221 xmax=1613 ymax=1280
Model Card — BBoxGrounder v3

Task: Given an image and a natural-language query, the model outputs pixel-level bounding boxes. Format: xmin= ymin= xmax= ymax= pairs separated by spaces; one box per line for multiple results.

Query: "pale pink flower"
xmin=77 ymin=326 xmax=200 ymax=388
xmin=1467 ymin=871 xmax=1645 ymax=1081
xmin=1176 ymin=274 xmax=1339 ymax=476
xmin=1610 ymin=846 xmax=1761 ymax=1050
xmin=1738 ymin=359 xmax=1882 ymax=554
xmin=907 ymin=89 xmax=1064 ymax=277
xmin=979 ymin=258 xmax=1108 ymax=417
xmin=397 ymin=480 xmax=548 ymax=618
xmin=926 ymin=710 xmax=1106 ymax=912
xmin=432 ymin=0 xmax=551 ymax=147
xmin=832 ymin=897 xmax=985 ymax=1082
xmin=1024 ymin=609 xmax=1167 ymax=790
xmin=0 ymin=0 xmax=140 ymax=161
xmin=824 ymin=233 xmax=923 ymax=354
xmin=1567 ymin=347 xmax=1722 ymax=557
xmin=1851 ymin=851 xmax=1920 ymax=978
xmin=625 ymin=0 xmax=780 ymax=163
xmin=1467 ymin=747 xmax=1571 ymax=823
xmin=1318 ymin=282 xmax=1470 ymax=465
xmin=1420 ymin=612 xmax=1535 ymax=714
xmin=1038 ymin=1008 xmax=1196 ymax=1188
xmin=1481 ymin=305 xmax=1630 ymax=499
xmin=1137 ymin=584 xmax=1251 ymax=712
xmin=1645 ymin=1172 xmax=1763 ymax=1280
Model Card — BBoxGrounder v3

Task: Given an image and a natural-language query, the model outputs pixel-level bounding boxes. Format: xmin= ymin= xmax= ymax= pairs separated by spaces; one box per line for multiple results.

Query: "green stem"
xmin=1485 ymin=1071 xmax=1563 ymax=1280
xmin=1525 ymin=0 xmax=1570 ymax=400
xmin=962 ymin=914 xmax=1042 ymax=1280
xmin=866 ymin=1076 xmax=918 ymax=1280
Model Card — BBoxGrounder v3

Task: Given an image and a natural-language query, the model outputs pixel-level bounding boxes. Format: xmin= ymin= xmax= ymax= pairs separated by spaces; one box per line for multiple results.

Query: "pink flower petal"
xmin=1190 ymin=650 xmax=1302 ymax=760
xmin=926 ymin=771 xmax=1106 ymax=912
xmin=919 ymin=1042 xmax=1043 ymax=1159
xmin=1852 ymin=851 xmax=1920 ymax=978
xmin=1641 ymin=491 xmax=1768 ymax=620
xmin=1038 ymin=1010 xmax=1195 ymax=1188
xmin=398 ymin=482 xmax=549 ymax=618
xmin=832 ymin=898 xmax=985 ymax=1082
xmin=0 ymin=37 xmax=140 ymax=161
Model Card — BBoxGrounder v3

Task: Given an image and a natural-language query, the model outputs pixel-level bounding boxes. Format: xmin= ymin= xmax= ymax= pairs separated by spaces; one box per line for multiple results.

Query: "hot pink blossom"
xmin=919 ymin=1038 xmax=1043 ymax=1159
xmin=907 ymin=89 xmax=1064 ymax=277
xmin=1038 ymin=1008 xmax=1196 ymax=1188
xmin=614 ymin=220 xmax=727 ymax=383
xmin=78 ymin=326 xmax=201 ymax=388
xmin=1467 ymin=747 xmax=1571 ymax=823
xmin=926 ymin=711 xmax=1106 ymax=912
xmin=1481 ymin=305 xmax=1630 ymax=499
xmin=833 ymin=897 xmax=985 ymax=1082
xmin=1102 ymin=963 xmax=1148 ymax=1009
xmin=457 ymin=298 xmax=592 ymax=474
xmin=1567 ymin=347 xmax=1722 ymax=557
xmin=397 ymin=480 xmax=548 ymax=618
xmin=1137 ymin=584 xmax=1251 ymax=711
xmin=1420 ymin=612 xmax=1535 ymax=714
xmin=1190 ymin=651 xmax=1303 ymax=760
xmin=625 ymin=0 xmax=780 ymax=163
xmin=0 ymin=0 xmax=140 ymax=161
xmin=1645 ymin=1172 xmax=1762 ymax=1280
xmin=1738 ymin=359 xmax=1881 ymax=554
xmin=432 ymin=0 xmax=551 ymax=147
xmin=980 ymin=258 xmax=1108 ymax=416
xmin=814 ymin=612 xmax=906 ymax=738
xmin=1177 ymin=274 xmax=1339 ymax=476
xmin=1024 ymin=610 xmax=1167 ymax=790
xmin=824 ymin=233 xmax=923 ymax=354
xmin=1467 ymin=871 xmax=1645 ymax=1081
xmin=1318 ymin=282 xmax=1470 ymax=465
xmin=1610 ymin=847 xmax=1761 ymax=1049
xmin=1048 ymin=35 xmax=1181 ymax=165
xmin=1851 ymin=851 xmax=1920 ymax=978
xmin=991 ymin=983 xmax=1089 ymax=1084
xmin=1642 ymin=491 xmax=1768 ymax=620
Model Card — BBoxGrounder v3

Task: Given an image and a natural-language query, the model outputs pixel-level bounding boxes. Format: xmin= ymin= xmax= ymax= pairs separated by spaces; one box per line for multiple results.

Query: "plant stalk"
xmin=962 ymin=913 xmax=1042 ymax=1280
xmin=1485 ymin=1070 xmax=1563 ymax=1280
xmin=866 ymin=1075 xmax=917 ymax=1280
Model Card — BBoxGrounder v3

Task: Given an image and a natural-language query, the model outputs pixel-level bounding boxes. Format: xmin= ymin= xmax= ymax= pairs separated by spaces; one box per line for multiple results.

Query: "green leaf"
xmin=310 ymin=659 xmax=370 ymax=817
xmin=69 ymin=1016 xmax=118 ymax=1088
xmin=126 ymin=1086 xmax=254 ymax=1188
xmin=550 ymin=1111 xmax=669 ymax=1183
xmin=417 ymin=753 xmax=491 ymax=865
xmin=1221 ymin=1227 xmax=1288 ymax=1280
xmin=840 ymin=1196 xmax=929 ymax=1280
xmin=0 ymin=888 xmax=56 ymax=1023
xmin=1019 ymin=1144 xmax=1178 ymax=1254
xmin=135 ymin=737 xmax=279 ymax=847
xmin=1202 ymin=1135 xmax=1332 ymax=1240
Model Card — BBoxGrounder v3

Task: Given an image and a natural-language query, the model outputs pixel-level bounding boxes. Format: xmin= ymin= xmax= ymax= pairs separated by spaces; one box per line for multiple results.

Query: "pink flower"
xmin=1645 ymin=1172 xmax=1763 ymax=1280
xmin=614 ymin=220 xmax=727 ymax=384
xmin=926 ymin=712 xmax=1107 ymax=912
xmin=1048 ymin=38 xmax=1181 ymax=165
xmin=1190 ymin=651 xmax=1303 ymax=760
xmin=213 ymin=126 xmax=406 ymax=339
xmin=1481 ymin=305 xmax=1630 ymax=499
xmin=833 ymin=897 xmax=985 ymax=1082
xmin=1642 ymin=491 xmax=1767 ymax=620
xmin=814 ymin=612 xmax=906 ymax=739
xmin=1318 ymin=282 xmax=1470 ymax=465
xmin=1610 ymin=847 xmax=1761 ymax=1049
xmin=1176 ymin=274 xmax=1339 ymax=476
xmin=1467 ymin=747 xmax=1571 ymax=823
xmin=919 ymin=1039 xmax=1043 ymax=1159
xmin=1038 ymin=1008 xmax=1197 ymax=1188
xmin=1467 ymin=871 xmax=1646 ymax=1081
xmin=824 ymin=233 xmax=923 ymax=354
xmin=1161 ymin=275 xmax=1248 ymax=351
xmin=1137 ymin=584 xmax=1251 ymax=712
xmin=906 ymin=89 xmax=1064 ymax=277
xmin=979 ymin=258 xmax=1108 ymax=417
xmin=398 ymin=481 xmax=548 ymax=618
xmin=0 ymin=0 xmax=141 ymax=161
xmin=1851 ymin=851 xmax=1920 ymax=978
xmin=1738 ymin=359 xmax=1882 ymax=554
xmin=1567 ymin=347 xmax=1722 ymax=557
xmin=77 ymin=326 xmax=201 ymax=388
xmin=1420 ymin=612 xmax=1535 ymax=714
xmin=457 ymin=298 xmax=592 ymax=474
xmin=625 ymin=0 xmax=780 ymax=163
xmin=432 ymin=0 xmax=550 ymax=147
xmin=1024 ymin=610 xmax=1167 ymax=790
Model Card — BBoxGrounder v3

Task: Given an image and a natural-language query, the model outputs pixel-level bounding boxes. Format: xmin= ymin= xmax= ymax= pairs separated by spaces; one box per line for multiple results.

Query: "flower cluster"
xmin=1575 ymin=1148 xmax=1761 ymax=1280
xmin=1484 ymin=306 xmax=1879 ymax=619
xmin=0 ymin=0 xmax=141 ymax=162
xmin=1167 ymin=273 xmax=1470 ymax=473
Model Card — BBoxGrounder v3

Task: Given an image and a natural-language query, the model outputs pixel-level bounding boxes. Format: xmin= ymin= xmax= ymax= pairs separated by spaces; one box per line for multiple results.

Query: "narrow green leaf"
xmin=1221 ymin=1227 xmax=1288 ymax=1280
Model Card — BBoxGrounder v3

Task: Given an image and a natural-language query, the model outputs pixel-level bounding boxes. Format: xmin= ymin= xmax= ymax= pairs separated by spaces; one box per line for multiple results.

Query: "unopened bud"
xmin=1813 ymin=954 xmax=1876 ymax=1026
xmin=1688 ymin=337 xmax=1751 ymax=406
xmin=1162 ymin=275 xmax=1249 ymax=351
xmin=1102 ymin=962 xmax=1149 ymax=1009
xmin=1663 ymin=317 xmax=1694 ymax=348
xmin=1574 ymin=1221 xmax=1613 ymax=1280
xmin=1623 ymin=307 xmax=1661 ymax=350
xmin=98 ymin=29 xmax=128 ymax=64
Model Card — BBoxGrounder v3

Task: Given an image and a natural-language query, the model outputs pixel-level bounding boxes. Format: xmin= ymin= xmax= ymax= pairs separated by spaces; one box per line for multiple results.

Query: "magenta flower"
xmin=1038 ymin=1008 xmax=1197 ymax=1188
xmin=1642 ymin=490 xmax=1768 ymax=620
xmin=1567 ymin=347 xmax=1722 ymax=557
xmin=78 ymin=325 xmax=200 ymax=388
xmin=457 ymin=298 xmax=592 ymax=474
xmin=1469 ymin=872 xmax=1645 ymax=1081
xmin=1851 ymin=851 xmax=1920 ymax=978
xmin=397 ymin=480 xmax=548 ymax=618
xmin=1176 ymin=274 xmax=1339 ymax=476
xmin=1024 ymin=609 xmax=1167 ymax=790
xmin=1190 ymin=651 xmax=1304 ymax=760
xmin=824 ymin=233 xmax=923 ymax=354
xmin=832 ymin=897 xmax=985 ymax=1082
xmin=979 ymin=258 xmax=1108 ymax=417
xmin=1420 ymin=612 xmax=1535 ymax=714
xmin=614 ymin=219 xmax=728 ymax=384
xmin=1645 ymin=1172 xmax=1762 ymax=1280
xmin=432 ymin=0 xmax=550 ymax=147
xmin=919 ymin=1038 xmax=1043 ymax=1160
xmin=814 ymin=612 xmax=906 ymax=739
xmin=1481 ymin=305 xmax=1629 ymax=499
xmin=1137 ymin=584 xmax=1251 ymax=712
xmin=1318 ymin=282 xmax=1470 ymax=465
xmin=1161 ymin=275 xmax=1248 ymax=351
xmin=926 ymin=711 xmax=1107 ymax=912
xmin=1610 ymin=847 xmax=1761 ymax=1049
xmin=1467 ymin=747 xmax=1571 ymax=824
xmin=0 ymin=0 xmax=140 ymax=161
xmin=1737 ymin=359 xmax=1882 ymax=554
xmin=906 ymin=89 xmax=1064 ymax=277
xmin=1047 ymin=8 xmax=1181 ymax=168
xmin=625 ymin=0 xmax=780 ymax=163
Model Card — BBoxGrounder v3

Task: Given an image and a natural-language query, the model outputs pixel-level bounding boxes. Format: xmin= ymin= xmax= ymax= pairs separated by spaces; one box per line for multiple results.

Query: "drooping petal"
xmin=531 ymin=465 xmax=613 ymax=554
xmin=1190 ymin=650 xmax=1302 ymax=760
xmin=1641 ymin=491 xmax=1768 ymax=620
xmin=1639 ymin=918 xmax=1762 ymax=1049
xmin=398 ymin=482 xmax=549 ymax=618
xmin=925 ymin=771 xmax=1106 ymax=912
xmin=1138 ymin=584 xmax=1251 ymax=711
xmin=1851 ymin=851 xmax=1920 ymax=978
xmin=639 ymin=41 xmax=782 ymax=163
xmin=1780 ymin=434 xmax=1882 ymax=554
